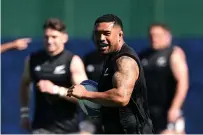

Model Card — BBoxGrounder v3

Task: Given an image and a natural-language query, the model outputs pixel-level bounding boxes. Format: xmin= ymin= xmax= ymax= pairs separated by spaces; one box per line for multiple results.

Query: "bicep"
xmin=70 ymin=55 xmax=88 ymax=84
xmin=170 ymin=47 xmax=188 ymax=83
xmin=112 ymin=56 xmax=139 ymax=98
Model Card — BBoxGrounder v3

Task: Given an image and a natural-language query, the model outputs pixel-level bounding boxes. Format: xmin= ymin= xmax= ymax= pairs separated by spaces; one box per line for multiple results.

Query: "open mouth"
xmin=99 ymin=47 xmax=107 ymax=50
xmin=99 ymin=43 xmax=109 ymax=47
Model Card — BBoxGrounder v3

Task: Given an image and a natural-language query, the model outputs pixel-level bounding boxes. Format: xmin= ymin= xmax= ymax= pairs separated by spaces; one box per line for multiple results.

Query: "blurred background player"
xmin=83 ymin=50 xmax=104 ymax=82
xmin=82 ymin=50 xmax=105 ymax=134
xmin=1 ymin=38 xmax=31 ymax=53
xmin=139 ymin=23 xmax=189 ymax=134
xmin=19 ymin=18 xmax=88 ymax=134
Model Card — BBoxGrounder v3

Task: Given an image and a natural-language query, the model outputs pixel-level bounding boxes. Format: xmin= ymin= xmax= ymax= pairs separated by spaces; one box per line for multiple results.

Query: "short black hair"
xmin=148 ymin=23 xmax=171 ymax=33
xmin=94 ymin=14 xmax=123 ymax=30
xmin=43 ymin=18 xmax=66 ymax=32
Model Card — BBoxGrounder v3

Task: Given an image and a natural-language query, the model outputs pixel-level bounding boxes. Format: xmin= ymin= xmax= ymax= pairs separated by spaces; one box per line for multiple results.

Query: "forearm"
xmin=83 ymin=89 xmax=123 ymax=107
xmin=20 ymin=83 xmax=30 ymax=107
xmin=170 ymin=82 xmax=188 ymax=109
xmin=1 ymin=43 xmax=15 ymax=53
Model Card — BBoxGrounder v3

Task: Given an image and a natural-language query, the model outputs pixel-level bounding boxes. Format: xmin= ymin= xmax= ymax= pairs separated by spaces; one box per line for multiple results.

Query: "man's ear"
xmin=63 ymin=33 xmax=69 ymax=43
xmin=119 ymin=30 xmax=124 ymax=38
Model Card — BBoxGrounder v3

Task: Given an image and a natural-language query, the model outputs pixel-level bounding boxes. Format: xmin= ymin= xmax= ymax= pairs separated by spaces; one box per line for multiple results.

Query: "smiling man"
xmin=69 ymin=14 xmax=153 ymax=134
xmin=19 ymin=18 xmax=87 ymax=134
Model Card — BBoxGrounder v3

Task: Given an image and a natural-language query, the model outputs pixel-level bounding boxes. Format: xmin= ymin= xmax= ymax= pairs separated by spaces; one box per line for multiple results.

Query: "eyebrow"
xmin=97 ymin=29 xmax=111 ymax=31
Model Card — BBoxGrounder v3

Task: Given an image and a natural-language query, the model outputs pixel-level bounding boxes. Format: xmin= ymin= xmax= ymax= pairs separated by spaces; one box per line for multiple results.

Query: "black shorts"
xmin=149 ymin=106 xmax=167 ymax=133
xmin=102 ymin=118 xmax=153 ymax=134
xmin=32 ymin=115 xmax=79 ymax=134
xmin=32 ymin=128 xmax=54 ymax=134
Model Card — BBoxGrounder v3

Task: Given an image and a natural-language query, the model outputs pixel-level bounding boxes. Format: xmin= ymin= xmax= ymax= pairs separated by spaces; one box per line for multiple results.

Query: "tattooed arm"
xmin=80 ymin=56 xmax=139 ymax=107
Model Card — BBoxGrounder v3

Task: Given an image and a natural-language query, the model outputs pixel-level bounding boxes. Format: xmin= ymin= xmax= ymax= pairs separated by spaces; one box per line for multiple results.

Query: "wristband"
xmin=175 ymin=117 xmax=185 ymax=132
xmin=59 ymin=87 xmax=68 ymax=97
xmin=20 ymin=113 xmax=29 ymax=118
xmin=53 ymin=85 xmax=60 ymax=94
xmin=167 ymin=122 xmax=175 ymax=130
xmin=53 ymin=85 xmax=68 ymax=96
xmin=20 ymin=107 xmax=29 ymax=112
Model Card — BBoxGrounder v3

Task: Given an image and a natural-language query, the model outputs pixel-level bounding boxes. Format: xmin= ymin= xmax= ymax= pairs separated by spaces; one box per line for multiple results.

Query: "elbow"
xmin=116 ymin=97 xmax=130 ymax=107
xmin=177 ymin=81 xmax=189 ymax=92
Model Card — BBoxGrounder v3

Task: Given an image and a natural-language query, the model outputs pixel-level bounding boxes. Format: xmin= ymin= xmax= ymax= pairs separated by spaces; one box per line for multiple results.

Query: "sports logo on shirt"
xmin=86 ymin=64 xmax=95 ymax=72
xmin=104 ymin=68 xmax=109 ymax=76
xmin=156 ymin=56 xmax=167 ymax=67
xmin=141 ymin=58 xmax=149 ymax=67
xmin=34 ymin=65 xmax=41 ymax=71
xmin=53 ymin=65 xmax=66 ymax=74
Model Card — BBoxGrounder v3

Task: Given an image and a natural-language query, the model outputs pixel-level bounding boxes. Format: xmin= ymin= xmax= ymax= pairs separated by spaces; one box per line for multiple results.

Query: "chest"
xmin=98 ymin=61 xmax=115 ymax=92
xmin=141 ymin=51 xmax=171 ymax=74
xmin=31 ymin=58 xmax=71 ymax=85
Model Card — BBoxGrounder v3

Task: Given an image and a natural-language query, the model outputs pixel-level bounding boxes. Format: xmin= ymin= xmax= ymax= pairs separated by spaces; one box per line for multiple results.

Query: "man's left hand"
xmin=168 ymin=107 xmax=181 ymax=122
xmin=68 ymin=84 xmax=87 ymax=99
xmin=37 ymin=80 xmax=55 ymax=94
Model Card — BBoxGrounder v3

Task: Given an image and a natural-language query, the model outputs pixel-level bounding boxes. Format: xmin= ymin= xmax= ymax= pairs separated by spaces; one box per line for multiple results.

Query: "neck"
xmin=108 ymin=41 xmax=125 ymax=57
xmin=48 ymin=47 xmax=64 ymax=56
xmin=115 ymin=40 xmax=125 ymax=52
xmin=153 ymin=44 xmax=170 ymax=50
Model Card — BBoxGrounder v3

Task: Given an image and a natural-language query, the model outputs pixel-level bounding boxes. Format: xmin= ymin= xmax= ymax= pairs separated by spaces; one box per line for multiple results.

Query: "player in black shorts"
xmin=66 ymin=14 xmax=153 ymax=134
xmin=139 ymin=23 xmax=189 ymax=134
xmin=19 ymin=18 xmax=88 ymax=134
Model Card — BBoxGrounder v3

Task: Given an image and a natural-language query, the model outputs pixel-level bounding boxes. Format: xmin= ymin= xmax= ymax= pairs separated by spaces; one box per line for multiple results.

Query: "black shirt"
xmin=139 ymin=46 xmax=176 ymax=110
xmin=29 ymin=49 xmax=79 ymax=133
xmin=98 ymin=44 xmax=153 ymax=134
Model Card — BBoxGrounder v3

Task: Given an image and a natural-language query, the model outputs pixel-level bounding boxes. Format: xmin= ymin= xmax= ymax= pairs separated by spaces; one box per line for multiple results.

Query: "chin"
xmin=48 ymin=51 xmax=55 ymax=55
xmin=99 ymin=50 xmax=109 ymax=55
xmin=46 ymin=47 xmax=55 ymax=52
xmin=45 ymin=49 xmax=54 ymax=54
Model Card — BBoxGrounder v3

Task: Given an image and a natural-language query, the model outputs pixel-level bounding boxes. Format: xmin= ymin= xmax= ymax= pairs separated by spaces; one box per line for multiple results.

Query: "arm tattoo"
xmin=112 ymin=56 xmax=139 ymax=97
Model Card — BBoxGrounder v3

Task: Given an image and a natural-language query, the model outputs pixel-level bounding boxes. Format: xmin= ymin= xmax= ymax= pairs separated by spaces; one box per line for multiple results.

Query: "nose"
xmin=100 ymin=34 xmax=106 ymax=41
xmin=47 ymin=37 xmax=53 ymax=44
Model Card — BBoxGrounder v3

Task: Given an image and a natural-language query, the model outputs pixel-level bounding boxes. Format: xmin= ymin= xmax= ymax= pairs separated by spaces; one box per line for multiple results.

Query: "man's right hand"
xmin=13 ymin=38 xmax=31 ymax=50
xmin=20 ymin=117 xmax=31 ymax=131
